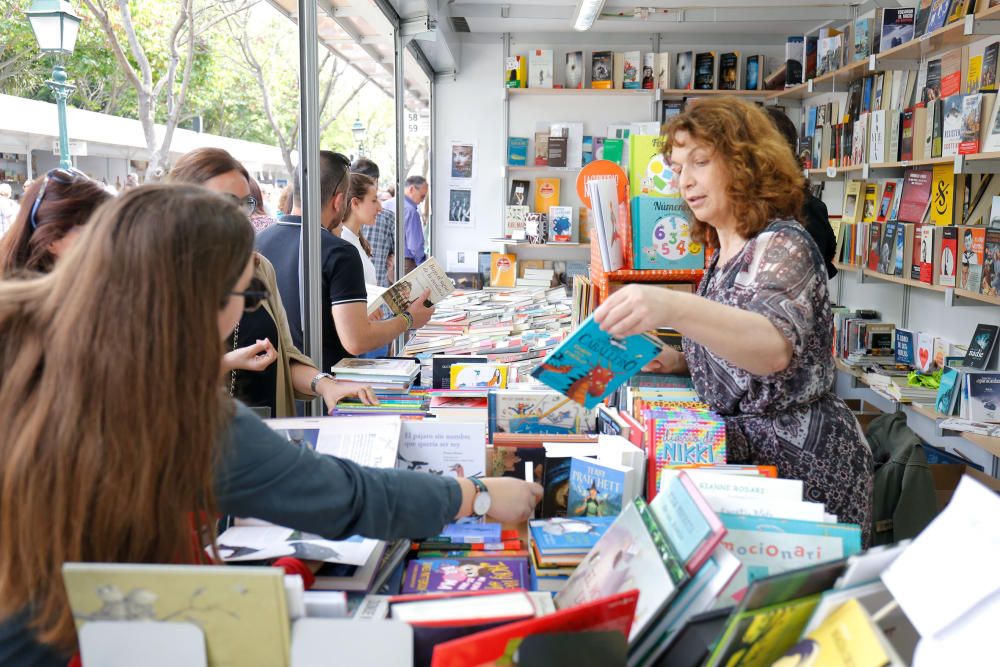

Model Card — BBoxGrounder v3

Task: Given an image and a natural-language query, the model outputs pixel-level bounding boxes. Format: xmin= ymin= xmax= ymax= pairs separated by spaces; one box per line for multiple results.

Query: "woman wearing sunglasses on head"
xmin=0 ymin=185 xmax=544 ymax=666
xmin=169 ymin=148 xmax=376 ymax=417
xmin=0 ymin=168 xmax=112 ymax=277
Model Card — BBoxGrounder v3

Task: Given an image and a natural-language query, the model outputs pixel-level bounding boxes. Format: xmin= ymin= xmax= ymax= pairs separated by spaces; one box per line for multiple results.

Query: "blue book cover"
xmin=567 ymin=457 xmax=627 ymax=518
xmin=530 ymin=314 xmax=663 ymax=409
xmin=936 ymin=366 xmax=961 ymax=415
xmin=806 ymin=106 xmax=817 ymax=139
xmin=582 ymin=135 xmax=594 ymax=164
xmin=894 ymin=328 xmax=915 ymax=365
xmin=631 ymin=196 xmax=705 ymax=270
xmin=529 ymin=516 xmax=615 ymax=555
xmin=507 ymin=137 xmax=529 ymax=166
xmin=439 ymin=519 xmax=503 ymax=544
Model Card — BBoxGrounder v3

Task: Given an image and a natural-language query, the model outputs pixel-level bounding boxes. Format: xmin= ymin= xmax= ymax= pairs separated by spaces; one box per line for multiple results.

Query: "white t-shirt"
xmin=0 ymin=198 xmax=18 ymax=236
xmin=340 ymin=225 xmax=377 ymax=287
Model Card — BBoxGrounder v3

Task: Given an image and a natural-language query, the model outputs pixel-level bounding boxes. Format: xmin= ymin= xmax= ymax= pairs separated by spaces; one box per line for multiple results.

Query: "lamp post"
xmin=351 ymin=117 xmax=366 ymax=159
xmin=26 ymin=0 xmax=82 ymax=170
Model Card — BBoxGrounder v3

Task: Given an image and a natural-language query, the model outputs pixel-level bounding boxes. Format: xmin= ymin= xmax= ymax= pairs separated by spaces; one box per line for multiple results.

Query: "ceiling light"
xmin=572 ymin=0 xmax=606 ymax=31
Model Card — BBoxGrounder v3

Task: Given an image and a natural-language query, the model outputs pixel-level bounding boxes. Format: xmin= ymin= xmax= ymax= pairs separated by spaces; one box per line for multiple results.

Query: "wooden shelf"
xmin=602 ymin=268 xmax=704 ymax=282
xmin=961 ymin=432 xmax=1000 ymax=459
xmin=861 ymin=268 xmax=949 ymax=293
xmin=876 ymin=6 xmax=1000 ymax=66
xmin=507 ymin=87 xmax=653 ymax=96
xmin=834 ymin=261 xmax=859 ymax=273
xmin=963 ymin=150 xmax=1000 ymax=164
xmin=506 ymin=166 xmax=579 ymax=172
xmin=908 ymin=402 xmax=947 ymax=421
xmin=769 ymin=58 xmax=870 ymax=101
xmin=659 ymin=89 xmax=767 ymax=98
xmin=834 ymin=358 xmax=864 ymax=379
xmin=869 ymin=157 xmax=955 ymax=169
xmin=952 ymin=288 xmax=1000 ymax=306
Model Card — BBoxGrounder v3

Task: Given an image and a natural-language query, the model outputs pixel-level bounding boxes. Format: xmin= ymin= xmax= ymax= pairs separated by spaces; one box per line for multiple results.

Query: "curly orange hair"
xmin=662 ymin=97 xmax=805 ymax=247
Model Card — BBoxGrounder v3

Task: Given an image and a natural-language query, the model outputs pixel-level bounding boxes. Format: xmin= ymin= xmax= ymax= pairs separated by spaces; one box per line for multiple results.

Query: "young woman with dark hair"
xmin=0 ymin=184 xmax=544 ymax=666
xmin=0 ymin=169 xmax=112 ymax=277
xmin=341 ymin=172 xmax=380 ymax=286
xmin=596 ymin=98 xmax=873 ymax=543
xmin=169 ymin=147 xmax=374 ymax=417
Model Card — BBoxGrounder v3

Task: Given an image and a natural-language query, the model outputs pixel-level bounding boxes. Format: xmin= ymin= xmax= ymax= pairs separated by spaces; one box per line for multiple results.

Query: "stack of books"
xmin=528 ymin=516 xmax=613 ymax=592
xmin=331 ymin=358 xmax=420 ymax=393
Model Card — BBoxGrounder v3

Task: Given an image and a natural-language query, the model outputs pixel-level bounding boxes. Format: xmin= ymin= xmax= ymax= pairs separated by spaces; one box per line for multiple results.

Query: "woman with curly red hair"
xmin=596 ymin=97 xmax=873 ymax=543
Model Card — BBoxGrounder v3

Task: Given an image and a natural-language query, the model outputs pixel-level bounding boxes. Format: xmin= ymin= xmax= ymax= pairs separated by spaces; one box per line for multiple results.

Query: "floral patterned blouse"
xmin=683 ymin=219 xmax=873 ymax=544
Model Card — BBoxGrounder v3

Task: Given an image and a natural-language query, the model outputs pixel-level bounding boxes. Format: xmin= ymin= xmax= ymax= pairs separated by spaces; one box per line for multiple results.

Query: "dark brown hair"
xmin=0 ymin=172 xmax=112 ymax=277
xmin=247 ymin=176 xmax=267 ymax=216
xmin=344 ymin=172 xmax=376 ymax=256
xmin=663 ymin=97 xmax=805 ymax=247
xmin=0 ymin=184 xmax=254 ymax=651
xmin=168 ymin=147 xmax=249 ymax=185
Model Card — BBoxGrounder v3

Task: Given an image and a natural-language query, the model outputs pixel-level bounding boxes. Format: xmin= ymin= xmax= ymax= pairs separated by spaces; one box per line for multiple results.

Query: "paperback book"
xmin=401 ymin=557 xmax=530 ymax=594
xmin=529 ymin=517 xmax=616 ymax=556
xmin=566 ymin=456 xmax=629 ymax=517
xmin=963 ymin=323 xmax=999 ymax=369
xmin=368 ymin=257 xmax=455 ymax=316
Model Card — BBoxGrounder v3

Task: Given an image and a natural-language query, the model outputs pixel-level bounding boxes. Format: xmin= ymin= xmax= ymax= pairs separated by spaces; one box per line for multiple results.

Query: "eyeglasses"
xmin=226 ymin=193 xmax=258 ymax=217
xmin=230 ymin=277 xmax=270 ymax=312
xmin=29 ymin=168 xmax=87 ymax=230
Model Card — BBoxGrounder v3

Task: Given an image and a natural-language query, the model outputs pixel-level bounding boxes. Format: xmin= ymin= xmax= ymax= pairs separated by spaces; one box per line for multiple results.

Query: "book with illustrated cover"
xmin=622 ymin=51 xmax=641 ymax=89
xmin=534 ymin=177 xmax=560 ymax=213
xmin=632 ymin=196 xmax=704 ymax=270
xmin=959 ymin=226 xmax=985 ymax=291
xmin=854 ymin=18 xmax=872 ymax=61
xmin=368 ymin=257 xmax=455 ymax=316
xmin=548 ymin=205 xmax=575 ymax=242
xmin=587 ymin=176 xmax=625 ymax=272
xmin=555 ymin=498 xmax=687 ymax=642
xmin=645 ymin=408 xmax=727 ymax=498
xmin=508 ymin=179 xmax=529 ymax=207
xmin=528 ymin=49 xmax=553 ymax=88
xmin=63 ymin=562 xmax=291 ymax=667
xmin=941 ymin=94 xmax=964 ymax=157
xmin=647 ymin=469 xmax=725 ymax=575
xmin=504 ymin=205 xmax=528 ymax=240
xmin=487 ymin=388 xmax=596 ymax=438
xmin=785 ymin=36 xmax=804 ymax=87
xmin=401 ymin=557 xmax=530 ymax=594
xmin=897 ymin=169 xmax=932 ymax=223
xmin=505 ymin=55 xmax=527 ymax=88
xmin=960 ymin=93 xmax=984 ymax=154
xmin=718 ymin=52 xmax=740 ymax=90
xmin=565 ymin=51 xmax=584 ymax=89
xmin=530 ymin=313 xmax=663 ymax=409
xmin=964 ymin=324 xmax=999 ymax=369
xmin=984 ymin=229 xmax=1000 ymax=295
xmin=880 ymin=7 xmax=915 ymax=52
xmin=745 ymin=54 xmax=764 ymax=90
xmin=656 ymin=52 xmax=671 ymax=90
xmin=591 ymin=51 xmax=613 ymax=89
xmin=675 ymin=51 xmax=694 ymax=89
xmin=642 ymin=52 xmax=656 ymax=89
xmin=507 ymin=137 xmax=528 ymax=166
xmin=529 ymin=517 xmax=616 ymax=555
xmin=694 ymin=52 xmax=717 ymax=90
xmin=533 ymin=132 xmax=549 ymax=166
xmin=332 ymin=357 xmax=419 ymax=379
xmin=967 ymin=372 xmax=1000 ymax=422
xmin=449 ymin=363 xmax=508 ymax=390
xmin=567 ymin=456 xmax=629 ymax=518
xmin=489 ymin=252 xmax=517 ymax=288
xmin=628 ymin=134 xmax=673 ymax=198
xmin=924 ymin=0 xmax=951 ymax=35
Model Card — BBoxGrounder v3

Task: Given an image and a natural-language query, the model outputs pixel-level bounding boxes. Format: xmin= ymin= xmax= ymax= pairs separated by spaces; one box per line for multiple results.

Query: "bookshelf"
xmin=860 ymin=269 xmax=949 ymax=294
xmin=506 ymin=88 xmax=654 ymax=97
xmin=657 ymin=89 xmax=768 ymax=99
xmin=951 ymin=288 xmax=1000 ymax=306
xmin=875 ymin=5 xmax=1000 ymax=66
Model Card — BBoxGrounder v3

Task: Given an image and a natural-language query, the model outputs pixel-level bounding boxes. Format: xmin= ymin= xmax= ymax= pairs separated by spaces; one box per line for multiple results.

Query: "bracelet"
xmin=310 ymin=372 xmax=334 ymax=395
xmin=398 ymin=311 xmax=414 ymax=329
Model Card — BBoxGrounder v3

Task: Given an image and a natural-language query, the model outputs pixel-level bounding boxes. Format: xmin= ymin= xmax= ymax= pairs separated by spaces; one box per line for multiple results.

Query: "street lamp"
xmin=351 ymin=117 xmax=366 ymax=158
xmin=26 ymin=0 xmax=82 ymax=170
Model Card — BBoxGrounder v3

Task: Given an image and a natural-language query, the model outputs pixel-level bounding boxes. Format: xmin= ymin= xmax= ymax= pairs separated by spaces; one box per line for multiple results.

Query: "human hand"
xmin=406 ymin=289 xmax=435 ymax=329
xmin=480 ymin=477 xmax=544 ymax=523
xmin=593 ymin=284 xmax=676 ymax=339
xmin=318 ymin=378 xmax=379 ymax=414
xmin=222 ymin=339 xmax=277 ymax=373
xmin=642 ymin=347 xmax=685 ymax=374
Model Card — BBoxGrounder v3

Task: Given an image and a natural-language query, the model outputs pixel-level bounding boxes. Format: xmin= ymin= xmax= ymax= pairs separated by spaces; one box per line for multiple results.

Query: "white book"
xmin=869 ymin=109 xmax=887 ymax=163
xmin=657 ymin=51 xmax=672 ymax=90
xmin=682 ymin=468 xmax=804 ymax=501
xmin=528 ymin=49 xmax=553 ymax=88
xmin=941 ymin=95 xmax=964 ymax=157
xmin=586 ymin=177 xmax=624 ymax=272
xmin=703 ymin=494 xmax=827 ymax=522
xmin=887 ymin=111 xmax=901 ymax=163
xmin=397 ymin=420 xmax=487 ymax=478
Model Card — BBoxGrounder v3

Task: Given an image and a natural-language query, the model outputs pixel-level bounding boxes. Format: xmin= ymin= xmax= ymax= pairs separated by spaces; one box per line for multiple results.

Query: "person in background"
xmin=597 ymin=98 xmax=872 ymax=543
xmin=357 ymin=159 xmax=396 ymax=289
xmin=350 ymin=157 xmax=380 ymax=181
xmin=248 ymin=176 xmax=278 ymax=234
xmin=169 ymin=148 xmax=374 ymax=416
xmin=0 ymin=184 xmax=18 ymax=236
xmin=258 ymin=151 xmax=434 ymax=371
xmin=341 ymin=172 xmax=380 ymax=287
xmin=383 ymin=174 xmax=428 ymax=274
xmin=0 ymin=184 xmax=544 ymax=666
xmin=764 ymin=106 xmax=838 ymax=279
xmin=0 ymin=169 xmax=111 ymax=277
xmin=277 ymin=183 xmax=293 ymax=216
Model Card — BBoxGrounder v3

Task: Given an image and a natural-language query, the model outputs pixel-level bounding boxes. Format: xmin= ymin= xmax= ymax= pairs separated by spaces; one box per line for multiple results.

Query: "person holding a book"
xmin=169 ymin=148 xmax=376 ymax=417
xmin=258 ymin=152 xmax=435 ymax=370
xmin=595 ymin=98 xmax=873 ymax=544
xmin=0 ymin=185 xmax=544 ymax=666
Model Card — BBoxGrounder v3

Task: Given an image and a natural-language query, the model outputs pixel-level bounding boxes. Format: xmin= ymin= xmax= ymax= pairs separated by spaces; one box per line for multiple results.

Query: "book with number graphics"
xmin=368 ymin=257 xmax=455 ymax=316
xmin=531 ymin=313 xmax=663 ymax=409
xmin=632 ymin=196 xmax=703 ymax=270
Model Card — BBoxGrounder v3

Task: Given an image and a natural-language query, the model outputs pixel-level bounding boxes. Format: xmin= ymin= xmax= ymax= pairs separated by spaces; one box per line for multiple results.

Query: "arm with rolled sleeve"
xmin=215 ymin=403 xmax=462 ymax=540
xmin=403 ymin=201 xmax=426 ymax=265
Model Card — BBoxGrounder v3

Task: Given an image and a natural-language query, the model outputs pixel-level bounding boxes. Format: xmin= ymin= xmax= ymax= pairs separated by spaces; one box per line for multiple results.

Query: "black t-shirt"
xmin=256 ymin=216 xmax=368 ymax=371
xmin=230 ymin=304 xmax=279 ymax=418
xmin=802 ymin=193 xmax=838 ymax=279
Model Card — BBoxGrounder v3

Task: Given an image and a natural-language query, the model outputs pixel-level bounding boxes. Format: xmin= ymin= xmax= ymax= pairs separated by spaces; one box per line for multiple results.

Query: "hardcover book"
xmin=694 ymin=52 xmax=717 ymax=90
xmin=401 ymin=557 xmax=530 ymax=594
xmin=632 ymin=196 xmax=704 ymax=270
xmin=567 ymin=457 xmax=629 ymax=518
xmin=487 ymin=388 xmax=596 ymax=438
xmin=505 ymin=55 xmax=527 ymax=88
xmin=964 ymin=324 xmax=999 ymax=369
xmin=530 ymin=313 xmax=663 ymax=409
xmin=507 ymin=137 xmax=529 ymax=166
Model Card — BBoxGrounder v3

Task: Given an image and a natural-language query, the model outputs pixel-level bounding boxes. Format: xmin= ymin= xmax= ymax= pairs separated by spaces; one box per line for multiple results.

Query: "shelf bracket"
xmin=967 ymin=17 xmax=1000 ymax=36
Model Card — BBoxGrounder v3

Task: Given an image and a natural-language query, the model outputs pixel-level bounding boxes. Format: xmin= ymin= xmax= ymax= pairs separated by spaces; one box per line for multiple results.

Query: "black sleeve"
xmin=215 ymin=403 xmax=463 ymax=540
xmin=325 ymin=241 xmax=369 ymax=306
xmin=802 ymin=195 xmax=838 ymax=279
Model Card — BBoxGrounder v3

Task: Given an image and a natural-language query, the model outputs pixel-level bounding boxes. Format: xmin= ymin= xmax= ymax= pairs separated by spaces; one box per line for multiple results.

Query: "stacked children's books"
xmin=332 ymin=358 xmax=420 ymax=393
xmin=528 ymin=516 xmax=614 ymax=593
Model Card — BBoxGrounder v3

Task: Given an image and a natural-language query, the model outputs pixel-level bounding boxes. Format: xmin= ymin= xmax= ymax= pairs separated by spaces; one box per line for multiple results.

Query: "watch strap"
xmin=310 ymin=372 xmax=334 ymax=394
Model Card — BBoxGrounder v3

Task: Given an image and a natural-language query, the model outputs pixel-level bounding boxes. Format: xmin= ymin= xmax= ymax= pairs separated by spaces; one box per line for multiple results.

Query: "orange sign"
xmin=576 ymin=160 xmax=628 ymax=208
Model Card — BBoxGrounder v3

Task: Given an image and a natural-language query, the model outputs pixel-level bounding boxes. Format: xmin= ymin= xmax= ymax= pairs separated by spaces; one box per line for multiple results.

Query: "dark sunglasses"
xmin=30 ymin=168 xmax=88 ymax=230
xmin=230 ymin=277 xmax=269 ymax=312
xmin=225 ymin=193 xmax=258 ymax=217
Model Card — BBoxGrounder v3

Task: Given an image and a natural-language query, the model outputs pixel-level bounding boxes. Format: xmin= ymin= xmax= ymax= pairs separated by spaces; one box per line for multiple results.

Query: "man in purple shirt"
xmin=383 ymin=174 xmax=428 ymax=274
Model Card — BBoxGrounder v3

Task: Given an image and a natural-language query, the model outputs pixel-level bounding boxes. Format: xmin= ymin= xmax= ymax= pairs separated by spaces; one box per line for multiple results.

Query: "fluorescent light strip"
xmin=572 ymin=0 xmax=607 ymax=31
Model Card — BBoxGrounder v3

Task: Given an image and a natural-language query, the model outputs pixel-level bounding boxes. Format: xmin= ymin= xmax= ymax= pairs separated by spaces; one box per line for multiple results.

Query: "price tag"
xmin=826 ymin=166 xmax=837 ymax=178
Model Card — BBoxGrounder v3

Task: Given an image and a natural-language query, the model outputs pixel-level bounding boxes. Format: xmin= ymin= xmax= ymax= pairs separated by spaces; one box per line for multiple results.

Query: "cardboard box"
xmin=930 ymin=465 xmax=1000 ymax=512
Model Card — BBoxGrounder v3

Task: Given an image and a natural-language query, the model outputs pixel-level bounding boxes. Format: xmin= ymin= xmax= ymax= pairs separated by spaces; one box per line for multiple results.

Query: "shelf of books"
xmin=861 ymin=268 xmax=950 ymax=293
xmin=874 ymin=4 xmax=1000 ymax=65
xmin=507 ymin=88 xmax=654 ymax=97
xmin=658 ymin=89 xmax=768 ymax=99
xmin=953 ymin=286 xmax=1000 ymax=305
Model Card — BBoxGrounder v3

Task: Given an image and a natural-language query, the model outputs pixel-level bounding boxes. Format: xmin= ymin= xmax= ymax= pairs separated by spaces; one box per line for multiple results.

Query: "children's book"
xmin=529 ymin=517 xmax=616 ymax=555
xmin=645 ymin=408 xmax=727 ymax=498
xmin=796 ymin=597 xmax=907 ymax=666
xmin=531 ymin=313 xmax=663 ymax=409
xmin=401 ymin=557 xmax=530 ymax=594
xmin=566 ymin=456 xmax=630 ymax=518
xmin=505 ymin=55 xmax=527 ymax=88
xmin=647 ymin=469 xmax=726 ymax=574
xmin=586 ymin=176 xmax=625 ymax=272
xmin=368 ymin=257 xmax=455 ymax=316
xmin=62 ymin=562 xmax=291 ymax=667
xmin=628 ymin=134 xmax=675 ymax=198
xmin=632 ymin=196 xmax=704 ymax=270
xmin=398 ymin=420 xmax=487 ymax=480
xmin=487 ymin=388 xmax=596 ymax=438
xmin=548 ymin=205 xmax=575 ymax=242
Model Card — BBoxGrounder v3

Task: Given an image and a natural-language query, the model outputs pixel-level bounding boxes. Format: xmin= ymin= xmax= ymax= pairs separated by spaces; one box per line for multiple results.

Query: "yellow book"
xmin=861 ymin=183 xmax=879 ymax=223
xmin=842 ymin=180 xmax=864 ymax=224
xmin=967 ymin=55 xmax=982 ymax=95
xmin=534 ymin=177 xmax=560 ymax=213
xmin=782 ymin=598 xmax=901 ymax=667
xmin=931 ymin=163 xmax=954 ymax=226
xmin=490 ymin=252 xmax=517 ymax=287
xmin=505 ymin=55 xmax=527 ymax=88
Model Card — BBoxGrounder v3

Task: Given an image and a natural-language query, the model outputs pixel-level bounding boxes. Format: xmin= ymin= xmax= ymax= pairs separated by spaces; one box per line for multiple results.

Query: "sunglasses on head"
xmin=322 ymin=151 xmax=352 ymax=198
xmin=30 ymin=168 xmax=88 ymax=231
xmin=229 ymin=277 xmax=269 ymax=312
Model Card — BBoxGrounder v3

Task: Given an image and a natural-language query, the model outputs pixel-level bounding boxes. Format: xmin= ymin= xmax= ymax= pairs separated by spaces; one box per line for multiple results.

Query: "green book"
xmin=602 ymin=137 xmax=624 ymax=166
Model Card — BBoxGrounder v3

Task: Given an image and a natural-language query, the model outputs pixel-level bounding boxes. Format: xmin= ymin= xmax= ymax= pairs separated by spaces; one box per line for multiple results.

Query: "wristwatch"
xmin=310 ymin=372 xmax=334 ymax=394
xmin=470 ymin=478 xmax=492 ymax=518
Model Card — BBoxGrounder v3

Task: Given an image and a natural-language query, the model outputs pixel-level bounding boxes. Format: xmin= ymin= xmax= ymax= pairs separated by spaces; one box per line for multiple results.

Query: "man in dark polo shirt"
xmin=257 ymin=151 xmax=434 ymax=371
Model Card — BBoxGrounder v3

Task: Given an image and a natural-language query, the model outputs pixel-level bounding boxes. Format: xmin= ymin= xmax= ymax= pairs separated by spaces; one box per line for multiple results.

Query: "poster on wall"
xmin=450 ymin=141 xmax=476 ymax=181
xmin=447 ymin=187 xmax=473 ymax=227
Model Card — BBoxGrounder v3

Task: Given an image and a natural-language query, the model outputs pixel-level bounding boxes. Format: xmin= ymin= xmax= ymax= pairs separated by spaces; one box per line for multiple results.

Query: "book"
xmin=629 ymin=134 xmax=675 ymax=198
xmin=880 ymin=7 xmax=915 ymax=52
xmin=940 ymin=225 xmax=958 ymax=286
xmin=62 ymin=562 xmax=291 ymax=667
xmin=718 ymin=52 xmax=740 ymax=90
xmin=591 ymin=51 xmax=613 ymax=89
xmin=489 ymin=252 xmax=517 ymax=288
xmin=505 ymin=55 xmax=527 ymax=88
xmin=623 ymin=51 xmax=641 ymax=89
xmin=895 ymin=328 xmax=916 ymax=365
xmin=897 ymin=169 xmax=932 ymax=223
xmin=854 ymin=18 xmax=873 ymax=61
xmin=524 ymin=212 xmax=547 ymax=245
xmin=647 ymin=469 xmax=726 ymax=574
xmin=802 ymin=36 xmax=818 ymax=81
xmin=985 ymin=229 xmax=1000 ymax=294
xmin=504 ymin=205 xmax=528 ymax=240
xmin=587 ymin=176 xmax=625 ymax=272
xmin=529 ymin=49 xmax=553 ymax=88
xmin=449 ymin=363 xmax=508 ymax=391
xmin=531 ymin=313 xmax=662 ymax=409
xmin=675 ymin=51 xmax=694 ymax=89
xmin=507 ymin=137 xmax=529 ymax=166
xmin=941 ymin=94 xmax=964 ymax=157
xmin=547 ymin=135 xmax=568 ymax=168
xmin=613 ymin=52 xmax=625 ymax=89
xmin=785 ymin=36 xmax=804 ymax=87
xmin=960 ymin=93 xmax=984 ymax=154
xmin=632 ymin=196 xmax=704 ymax=270
xmin=564 ymin=50 xmax=584 ymax=89
xmin=487 ymin=388 xmax=595 ymax=438
xmin=936 ymin=366 xmax=963 ymax=415
xmin=602 ymin=137 xmax=624 ymax=165
xmin=508 ymin=179 xmax=529 ymax=207
xmin=925 ymin=0 xmax=951 ymax=35
xmin=533 ymin=132 xmax=549 ymax=167
xmin=534 ymin=177 xmax=560 ymax=213
xmin=548 ymin=206 xmax=575 ymax=243
xmin=745 ymin=54 xmax=764 ymax=90
xmin=368 ymin=256 xmax=455 ymax=316
xmin=694 ymin=52 xmax=717 ymax=90
xmin=567 ymin=456 xmax=631 ymax=518
xmin=401 ymin=557 xmax=530 ymax=594
xmin=797 ymin=597 xmax=906 ymax=666
xmin=964 ymin=324 xmax=999 ymax=369
xmin=967 ymin=372 xmax=1000 ymax=422
xmin=959 ymin=226 xmax=986 ymax=290
xmin=709 ymin=594 xmax=824 ymax=667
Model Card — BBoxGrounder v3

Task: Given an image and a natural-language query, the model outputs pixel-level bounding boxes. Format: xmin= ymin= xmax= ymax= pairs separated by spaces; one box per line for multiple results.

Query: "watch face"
xmin=473 ymin=491 xmax=491 ymax=517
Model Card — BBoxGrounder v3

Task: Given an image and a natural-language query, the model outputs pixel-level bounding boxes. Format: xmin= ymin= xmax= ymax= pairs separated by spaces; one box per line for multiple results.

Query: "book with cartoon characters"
xmin=632 ymin=196 xmax=705 ymax=270
xmin=566 ymin=456 xmax=631 ymax=518
xmin=529 ymin=517 xmax=616 ymax=556
xmin=401 ymin=557 xmax=530 ymax=594
xmin=530 ymin=313 xmax=663 ymax=409
xmin=487 ymin=388 xmax=596 ymax=439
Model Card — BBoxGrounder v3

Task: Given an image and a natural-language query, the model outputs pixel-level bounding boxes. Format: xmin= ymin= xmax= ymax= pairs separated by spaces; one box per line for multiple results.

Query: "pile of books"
xmin=528 ymin=516 xmax=613 ymax=593
xmin=332 ymin=358 xmax=420 ymax=393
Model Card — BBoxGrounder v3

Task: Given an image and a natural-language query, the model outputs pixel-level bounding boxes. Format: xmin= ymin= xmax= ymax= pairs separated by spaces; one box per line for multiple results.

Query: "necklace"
xmin=229 ymin=322 xmax=239 ymax=397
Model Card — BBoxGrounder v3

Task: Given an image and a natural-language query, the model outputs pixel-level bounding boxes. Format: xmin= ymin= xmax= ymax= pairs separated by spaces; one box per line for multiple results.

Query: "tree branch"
xmin=77 ymin=0 xmax=145 ymax=93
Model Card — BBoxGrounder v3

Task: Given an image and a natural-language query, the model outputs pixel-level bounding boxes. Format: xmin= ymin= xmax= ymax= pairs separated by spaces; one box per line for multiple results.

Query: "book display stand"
xmin=78 ymin=621 xmax=207 ymax=667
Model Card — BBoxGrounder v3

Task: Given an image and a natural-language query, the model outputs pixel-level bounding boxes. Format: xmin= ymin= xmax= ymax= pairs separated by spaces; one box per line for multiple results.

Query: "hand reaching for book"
xmin=594 ymin=284 xmax=675 ymax=338
xmin=457 ymin=477 xmax=544 ymax=523
xmin=406 ymin=289 xmax=435 ymax=329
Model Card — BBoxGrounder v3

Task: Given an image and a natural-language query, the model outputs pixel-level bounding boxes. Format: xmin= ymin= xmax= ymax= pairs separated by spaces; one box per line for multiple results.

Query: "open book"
xmin=367 ymin=256 xmax=456 ymax=316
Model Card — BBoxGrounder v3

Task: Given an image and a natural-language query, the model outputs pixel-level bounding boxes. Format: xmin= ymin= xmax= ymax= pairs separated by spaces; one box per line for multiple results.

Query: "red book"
xmin=897 ymin=169 xmax=932 ymax=224
xmin=867 ymin=222 xmax=882 ymax=271
xmin=910 ymin=222 xmax=924 ymax=281
xmin=618 ymin=409 xmax=645 ymax=448
xmin=876 ymin=182 xmax=896 ymax=223
xmin=430 ymin=590 xmax=639 ymax=667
